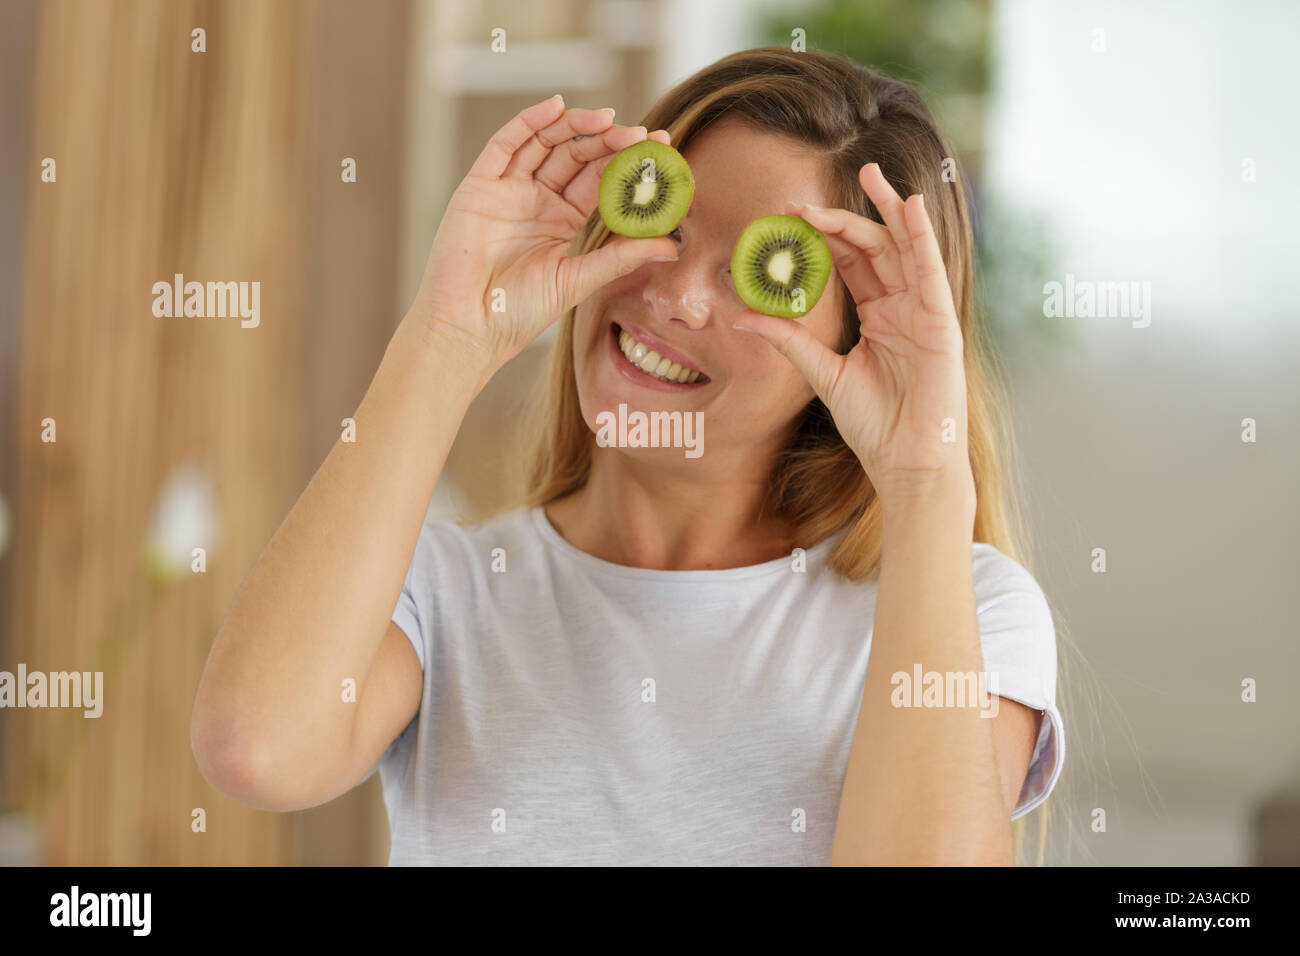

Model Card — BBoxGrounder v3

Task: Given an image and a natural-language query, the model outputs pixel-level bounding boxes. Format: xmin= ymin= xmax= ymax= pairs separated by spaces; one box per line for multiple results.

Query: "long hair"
xmin=517 ymin=46 xmax=1060 ymax=864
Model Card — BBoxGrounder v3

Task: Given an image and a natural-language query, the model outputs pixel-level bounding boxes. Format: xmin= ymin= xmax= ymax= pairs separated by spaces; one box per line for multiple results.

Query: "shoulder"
xmin=968 ymin=542 xmax=1059 ymax=710
xmin=402 ymin=505 xmax=540 ymax=591
xmin=967 ymin=544 xmax=1066 ymax=819
xmin=411 ymin=505 xmax=537 ymax=558
xmin=970 ymin=542 xmax=1055 ymax=630
xmin=395 ymin=506 xmax=541 ymax=642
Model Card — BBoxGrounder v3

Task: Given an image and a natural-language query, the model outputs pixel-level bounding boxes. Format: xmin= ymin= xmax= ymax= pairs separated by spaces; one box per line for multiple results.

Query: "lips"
xmin=612 ymin=323 xmax=710 ymax=386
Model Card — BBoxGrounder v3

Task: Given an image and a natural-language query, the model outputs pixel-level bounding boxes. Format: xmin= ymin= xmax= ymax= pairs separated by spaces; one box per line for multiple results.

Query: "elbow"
xmin=190 ymin=716 xmax=304 ymax=812
xmin=190 ymin=653 xmax=297 ymax=810
xmin=190 ymin=719 xmax=270 ymax=806
xmin=190 ymin=710 xmax=340 ymax=812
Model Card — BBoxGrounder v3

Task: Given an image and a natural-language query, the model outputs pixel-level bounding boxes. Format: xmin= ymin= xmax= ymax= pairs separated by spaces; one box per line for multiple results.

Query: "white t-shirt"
xmin=368 ymin=505 xmax=1064 ymax=865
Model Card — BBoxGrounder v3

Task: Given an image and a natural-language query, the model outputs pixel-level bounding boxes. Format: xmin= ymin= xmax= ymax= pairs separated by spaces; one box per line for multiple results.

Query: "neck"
xmin=544 ymin=444 xmax=801 ymax=570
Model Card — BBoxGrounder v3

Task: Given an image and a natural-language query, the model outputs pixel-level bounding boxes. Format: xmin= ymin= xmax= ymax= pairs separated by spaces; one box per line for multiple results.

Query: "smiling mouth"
xmin=612 ymin=324 xmax=710 ymax=385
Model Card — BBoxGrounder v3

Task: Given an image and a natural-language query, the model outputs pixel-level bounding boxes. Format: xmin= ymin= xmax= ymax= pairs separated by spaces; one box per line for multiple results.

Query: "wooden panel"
xmin=0 ymin=0 xmax=36 ymax=818
xmin=10 ymin=0 xmax=316 ymax=865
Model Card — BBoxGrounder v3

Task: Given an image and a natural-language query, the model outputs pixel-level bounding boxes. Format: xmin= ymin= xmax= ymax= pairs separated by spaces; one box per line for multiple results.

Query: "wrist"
xmin=878 ymin=470 xmax=976 ymax=530
xmin=393 ymin=311 xmax=503 ymax=393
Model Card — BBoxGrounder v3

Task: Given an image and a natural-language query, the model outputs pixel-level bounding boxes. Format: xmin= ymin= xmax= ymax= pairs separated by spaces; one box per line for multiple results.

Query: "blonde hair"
xmin=519 ymin=47 xmax=1063 ymax=863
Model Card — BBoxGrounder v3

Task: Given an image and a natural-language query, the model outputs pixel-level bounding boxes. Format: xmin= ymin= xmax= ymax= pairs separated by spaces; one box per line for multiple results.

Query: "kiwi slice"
xmin=598 ymin=140 xmax=694 ymax=238
xmin=731 ymin=214 xmax=832 ymax=318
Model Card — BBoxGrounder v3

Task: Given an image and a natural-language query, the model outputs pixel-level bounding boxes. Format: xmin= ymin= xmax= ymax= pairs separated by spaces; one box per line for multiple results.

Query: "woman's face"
xmin=571 ymin=117 xmax=844 ymax=466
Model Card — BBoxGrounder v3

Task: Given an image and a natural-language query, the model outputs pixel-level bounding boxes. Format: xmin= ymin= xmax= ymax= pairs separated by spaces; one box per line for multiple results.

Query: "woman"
xmin=192 ymin=48 xmax=1063 ymax=866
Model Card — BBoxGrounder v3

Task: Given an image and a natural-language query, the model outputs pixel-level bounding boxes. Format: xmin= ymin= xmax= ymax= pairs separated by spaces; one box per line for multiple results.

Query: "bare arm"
xmin=828 ymin=482 xmax=1020 ymax=865
xmin=736 ymin=165 xmax=1039 ymax=863
xmin=190 ymin=95 xmax=678 ymax=811
xmin=190 ymin=319 xmax=492 ymax=810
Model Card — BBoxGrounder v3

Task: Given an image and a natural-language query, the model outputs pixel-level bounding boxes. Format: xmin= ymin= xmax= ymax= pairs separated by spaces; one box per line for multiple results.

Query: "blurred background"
xmin=0 ymin=0 xmax=1296 ymax=865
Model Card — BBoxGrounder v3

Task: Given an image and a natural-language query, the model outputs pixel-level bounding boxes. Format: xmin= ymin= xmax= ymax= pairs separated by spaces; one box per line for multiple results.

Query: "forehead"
xmin=679 ymin=118 xmax=829 ymax=232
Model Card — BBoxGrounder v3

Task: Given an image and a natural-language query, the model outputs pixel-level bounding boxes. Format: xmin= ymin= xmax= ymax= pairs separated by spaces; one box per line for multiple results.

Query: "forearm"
xmin=192 ymin=315 xmax=495 ymax=780
xmin=829 ymin=476 xmax=1011 ymax=865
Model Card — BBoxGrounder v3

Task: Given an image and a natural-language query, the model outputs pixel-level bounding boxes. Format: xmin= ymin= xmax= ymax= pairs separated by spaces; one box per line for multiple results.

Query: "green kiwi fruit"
xmin=730 ymin=214 xmax=832 ymax=318
xmin=598 ymin=140 xmax=694 ymax=238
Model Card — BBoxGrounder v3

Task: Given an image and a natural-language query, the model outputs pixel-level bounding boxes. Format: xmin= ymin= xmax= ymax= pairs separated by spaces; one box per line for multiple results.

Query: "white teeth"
xmin=616 ymin=327 xmax=704 ymax=384
xmin=619 ymin=330 xmax=648 ymax=362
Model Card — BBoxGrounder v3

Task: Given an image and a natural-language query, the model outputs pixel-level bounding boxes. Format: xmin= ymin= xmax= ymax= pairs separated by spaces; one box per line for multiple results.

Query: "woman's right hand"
xmin=406 ymin=94 xmax=680 ymax=371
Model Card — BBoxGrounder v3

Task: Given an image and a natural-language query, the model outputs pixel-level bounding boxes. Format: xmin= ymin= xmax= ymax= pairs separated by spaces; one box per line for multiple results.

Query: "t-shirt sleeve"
xmin=358 ymin=520 xmax=438 ymax=786
xmin=972 ymin=546 xmax=1065 ymax=820
xmin=390 ymin=522 xmax=435 ymax=673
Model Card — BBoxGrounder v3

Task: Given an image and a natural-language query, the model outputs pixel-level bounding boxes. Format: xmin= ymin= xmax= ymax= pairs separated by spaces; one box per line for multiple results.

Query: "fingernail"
xmin=600 ymin=107 xmax=616 ymax=118
xmin=917 ymin=193 xmax=925 ymax=210
xmin=803 ymin=202 xmax=823 ymax=211
xmin=648 ymin=255 xmax=677 ymax=263
xmin=551 ymin=93 xmax=564 ymax=105
xmin=732 ymin=323 xmax=755 ymax=334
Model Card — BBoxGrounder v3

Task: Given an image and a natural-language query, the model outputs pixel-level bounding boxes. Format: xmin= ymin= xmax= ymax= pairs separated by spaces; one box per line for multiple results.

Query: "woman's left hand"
xmin=733 ymin=162 xmax=974 ymax=509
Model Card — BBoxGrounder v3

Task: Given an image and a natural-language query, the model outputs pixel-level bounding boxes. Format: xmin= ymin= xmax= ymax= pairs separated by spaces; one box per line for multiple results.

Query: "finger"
xmin=468 ymin=95 xmax=566 ymax=180
xmin=784 ymin=201 xmax=902 ymax=301
xmin=561 ymin=127 xmax=668 ymax=209
xmin=536 ymin=120 xmax=650 ymax=199
xmin=860 ymin=162 xmax=919 ymax=291
xmin=905 ymin=194 xmax=957 ymax=317
xmin=560 ymin=126 xmax=648 ymax=210
xmin=556 ymin=235 xmax=678 ymax=310
xmin=730 ymin=312 xmax=845 ymax=402
xmin=505 ymin=106 xmax=616 ymax=180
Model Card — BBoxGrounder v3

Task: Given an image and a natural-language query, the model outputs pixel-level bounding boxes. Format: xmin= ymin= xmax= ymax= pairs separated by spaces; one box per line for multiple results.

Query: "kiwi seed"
xmin=730 ymin=214 xmax=832 ymax=319
xmin=598 ymin=140 xmax=694 ymax=238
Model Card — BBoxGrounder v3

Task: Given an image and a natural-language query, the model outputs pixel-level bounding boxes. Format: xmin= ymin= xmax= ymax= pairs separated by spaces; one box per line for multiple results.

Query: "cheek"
xmin=713 ymin=334 xmax=816 ymax=430
xmin=570 ymin=304 xmax=608 ymax=428
xmin=747 ymin=335 xmax=800 ymax=379
xmin=721 ymin=301 xmax=843 ymax=429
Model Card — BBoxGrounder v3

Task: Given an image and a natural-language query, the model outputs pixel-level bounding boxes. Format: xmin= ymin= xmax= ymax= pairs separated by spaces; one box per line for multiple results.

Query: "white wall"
xmin=987 ymin=0 xmax=1300 ymax=864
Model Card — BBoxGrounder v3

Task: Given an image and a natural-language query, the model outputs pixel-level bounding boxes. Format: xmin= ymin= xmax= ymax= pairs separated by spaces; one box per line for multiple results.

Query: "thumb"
xmin=732 ymin=311 xmax=844 ymax=401
xmin=558 ymin=236 xmax=678 ymax=308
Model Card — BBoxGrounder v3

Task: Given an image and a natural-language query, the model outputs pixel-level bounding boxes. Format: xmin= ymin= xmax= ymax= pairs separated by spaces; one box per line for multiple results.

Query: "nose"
xmin=640 ymin=248 xmax=725 ymax=332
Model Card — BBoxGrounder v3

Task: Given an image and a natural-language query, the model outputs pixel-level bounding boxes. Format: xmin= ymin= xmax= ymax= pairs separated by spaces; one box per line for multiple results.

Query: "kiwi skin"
xmin=598 ymin=140 xmax=695 ymax=238
xmin=730 ymin=214 xmax=832 ymax=319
